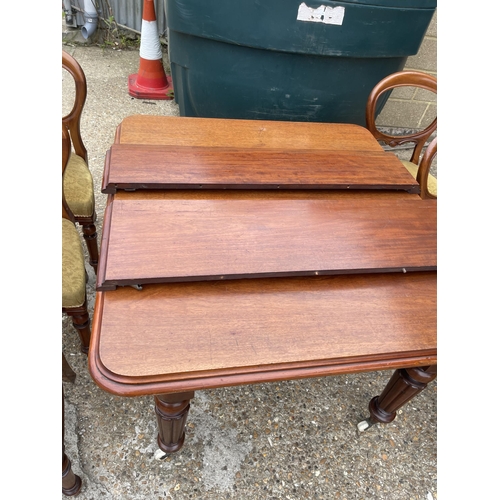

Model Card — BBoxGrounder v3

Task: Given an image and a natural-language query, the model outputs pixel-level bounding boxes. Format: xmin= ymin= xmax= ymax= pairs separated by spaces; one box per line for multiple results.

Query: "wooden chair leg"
xmin=63 ymin=388 xmax=82 ymax=496
xmin=65 ymin=300 xmax=91 ymax=354
xmin=81 ymin=221 xmax=99 ymax=274
xmin=62 ymin=353 xmax=77 ymax=383
xmin=62 ymin=452 xmax=82 ymax=496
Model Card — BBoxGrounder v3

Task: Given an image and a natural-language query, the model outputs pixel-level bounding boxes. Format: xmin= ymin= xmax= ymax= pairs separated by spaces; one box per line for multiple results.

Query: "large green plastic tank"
xmin=166 ymin=0 xmax=436 ymax=125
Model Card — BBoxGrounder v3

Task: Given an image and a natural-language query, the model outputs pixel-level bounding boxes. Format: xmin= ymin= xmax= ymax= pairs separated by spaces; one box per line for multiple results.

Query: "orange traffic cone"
xmin=128 ymin=0 xmax=174 ymax=100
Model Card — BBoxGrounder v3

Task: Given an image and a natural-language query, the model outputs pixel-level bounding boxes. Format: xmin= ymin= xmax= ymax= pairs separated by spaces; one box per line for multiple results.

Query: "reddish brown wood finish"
xmin=365 ymin=71 xmax=437 ymax=164
xmin=62 ymin=52 xmax=87 ymax=163
xmin=62 ymin=125 xmax=75 ymax=223
xmin=81 ymin=221 xmax=99 ymax=272
xmin=115 ymin=115 xmax=382 ymax=150
xmin=63 ymin=125 xmax=92 ymax=354
xmin=369 ymin=365 xmax=437 ymax=423
xmin=63 ymin=388 xmax=82 ymax=496
xmin=63 ymin=50 xmax=99 ymax=272
xmin=114 ymin=188 xmax=416 ymax=202
xmin=89 ymin=272 xmax=436 ymax=397
xmin=89 ymin=114 xmax=437 ymax=455
xmin=66 ymin=301 xmax=91 ymax=354
xmin=155 ymin=392 xmax=195 ymax=453
xmin=102 ymin=144 xmax=418 ymax=193
xmin=62 ymin=452 xmax=82 ymax=496
xmin=97 ymin=197 xmax=436 ymax=290
xmin=365 ymin=71 xmax=437 ymax=200
xmin=417 ymin=137 xmax=437 ymax=200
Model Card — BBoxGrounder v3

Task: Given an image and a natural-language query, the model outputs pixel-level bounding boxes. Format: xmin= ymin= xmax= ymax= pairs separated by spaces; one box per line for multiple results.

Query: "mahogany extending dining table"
xmin=89 ymin=115 xmax=437 ymax=456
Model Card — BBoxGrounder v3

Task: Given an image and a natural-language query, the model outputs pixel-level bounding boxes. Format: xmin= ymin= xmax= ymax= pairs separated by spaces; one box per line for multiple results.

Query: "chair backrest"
xmin=62 ymin=124 xmax=75 ymax=223
xmin=365 ymin=71 xmax=437 ymax=165
xmin=416 ymin=136 xmax=437 ymax=200
xmin=62 ymin=50 xmax=88 ymax=163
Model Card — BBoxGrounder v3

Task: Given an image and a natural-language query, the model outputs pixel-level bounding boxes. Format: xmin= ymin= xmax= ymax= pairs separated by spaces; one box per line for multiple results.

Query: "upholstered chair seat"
xmin=63 ymin=50 xmax=99 ymax=272
xmin=63 ymin=153 xmax=95 ymax=218
xmin=62 ymin=123 xmax=92 ymax=355
xmin=400 ymin=160 xmax=437 ymax=198
xmin=62 ymin=218 xmax=86 ymax=309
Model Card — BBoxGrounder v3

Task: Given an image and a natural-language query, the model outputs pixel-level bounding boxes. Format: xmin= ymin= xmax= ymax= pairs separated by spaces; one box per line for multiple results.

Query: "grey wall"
xmin=377 ymin=11 xmax=437 ymax=128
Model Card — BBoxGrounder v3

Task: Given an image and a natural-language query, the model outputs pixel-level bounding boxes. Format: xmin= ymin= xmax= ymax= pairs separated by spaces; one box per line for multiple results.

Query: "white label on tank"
xmin=297 ymin=3 xmax=345 ymax=25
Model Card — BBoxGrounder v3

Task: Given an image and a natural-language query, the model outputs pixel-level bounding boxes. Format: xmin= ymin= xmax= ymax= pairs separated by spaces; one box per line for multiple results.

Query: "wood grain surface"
xmin=115 ymin=115 xmax=382 ymax=150
xmin=88 ymin=115 xmax=437 ymax=398
xmin=94 ymin=272 xmax=436 ymax=381
xmin=113 ymin=189 xmax=417 ymax=202
xmin=102 ymin=144 xmax=418 ymax=193
xmin=97 ymin=197 xmax=437 ymax=290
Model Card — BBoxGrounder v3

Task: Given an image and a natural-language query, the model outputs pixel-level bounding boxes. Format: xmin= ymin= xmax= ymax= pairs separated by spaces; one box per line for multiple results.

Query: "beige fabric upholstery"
xmin=62 ymin=218 xmax=86 ymax=308
xmin=401 ymin=159 xmax=437 ymax=198
xmin=63 ymin=153 xmax=94 ymax=217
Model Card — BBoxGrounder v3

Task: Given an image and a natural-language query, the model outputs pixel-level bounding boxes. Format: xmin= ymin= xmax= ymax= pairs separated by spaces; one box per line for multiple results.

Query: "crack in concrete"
xmin=189 ymin=392 xmax=252 ymax=492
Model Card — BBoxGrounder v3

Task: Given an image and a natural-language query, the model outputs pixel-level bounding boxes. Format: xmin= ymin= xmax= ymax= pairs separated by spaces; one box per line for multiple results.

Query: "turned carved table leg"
xmin=358 ymin=365 xmax=437 ymax=431
xmin=63 ymin=388 xmax=82 ymax=496
xmin=154 ymin=392 xmax=195 ymax=455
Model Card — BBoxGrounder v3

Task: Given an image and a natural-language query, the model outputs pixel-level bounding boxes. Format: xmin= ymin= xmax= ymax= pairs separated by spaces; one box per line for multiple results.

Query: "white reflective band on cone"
xmin=139 ymin=21 xmax=162 ymax=60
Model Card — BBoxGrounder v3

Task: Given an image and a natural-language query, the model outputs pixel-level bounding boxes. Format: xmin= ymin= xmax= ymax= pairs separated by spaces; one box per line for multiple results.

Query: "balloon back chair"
xmin=365 ymin=70 xmax=437 ymax=199
xmin=62 ymin=124 xmax=91 ymax=354
xmin=62 ymin=50 xmax=99 ymax=272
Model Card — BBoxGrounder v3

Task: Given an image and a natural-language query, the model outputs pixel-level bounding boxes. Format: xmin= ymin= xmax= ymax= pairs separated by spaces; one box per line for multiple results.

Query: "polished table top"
xmin=103 ymin=115 xmax=419 ymax=193
xmin=102 ymin=144 xmax=418 ymax=193
xmin=89 ymin=115 xmax=436 ymax=398
xmin=97 ymin=197 xmax=436 ymax=290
